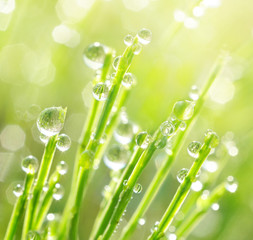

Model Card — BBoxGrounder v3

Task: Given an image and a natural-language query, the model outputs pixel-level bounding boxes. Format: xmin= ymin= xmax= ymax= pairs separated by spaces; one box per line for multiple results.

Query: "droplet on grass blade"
xmin=177 ymin=168 xmax=188 ymax=183
xmin=172 ymin=100 xmax=195 ymax=121
xmin=113 ymin=56 xmax=121 ymax=70
xmin=21 ymin=155 xmax=39 ymax=175
xmin=57 ymin=161 xmax=68 ymax=175
xmin=136 ymin=132 xmax=152 ymax=149
xmin=204 ymin=130 xmax=219 ymax=148
xmin=53 ymin=183 xmax=64 ymax=200
xmin=13 ymin=184 xmax=23 ymax=197
xmin=132 ymin=43 xmax=142 ymax=55
xmin=187 ymin=141 xmax=202 ymax=158
xmin=133 ymin=183 xmax=142 ymax=194
xmin=137 ymin=28 xmax=152 ymax=45
xmin=93 ymin=82 xmax=109 ymax=101
xmin=56 ymin=134 xmax=71 ymax=152
xmin=189 ymin=85 xmax=199 ymax=100
xmin=122 ymin=72 xmax=136 ymax=88
xmin=124 ymin=34 xmax=134 ymax=46
xmin=26 ymin=230 xmax=41 ymax=240
xmin=114 ymin=121 xmax=134 ymax=145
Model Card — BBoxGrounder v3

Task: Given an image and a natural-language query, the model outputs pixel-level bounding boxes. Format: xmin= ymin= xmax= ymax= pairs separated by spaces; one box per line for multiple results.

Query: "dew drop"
xmin=211 ymin=203 xmax=220 ymax=211
xmin=151 ymin=221 xmax=160 ymax=233
xmin=122 ymin=72 xmax=136 ymax=88
xmin=21 ymin=155 xmax=39 ymax=175
xmin=83 ymin=42 xmax=106 ymax=70
xmin=113 ymin=56 xmax=121 ymax=70
xmin=57 ymin=161 xmax=68 ymax=175
xmin=204 ymin=129 xmax=219 ymax=148
xmin=93 ymin=82 xmax=109 ymax=101
xmin=191 ymin=180 xmax=203 ymax=192
xmin=104 ymin=145 xmax=130 ymax=171
xmin=13 ymin=183 xmax=23 ymax=197
xmin=187 ymin=141 xmax=202 ymax=158
xmin=137 ymin=28 xmax=152 ymax=45
xmin=138 ymin=218 xmax=146 ymax=226
xmin=189 ymin=85 xmax=199 ymax=100
xmin=114 ymin=121 xmax=134 ymax=145
xmin=168 ymin=233 xmax=177 ymax=240
xmin=53 ymin=183 xmax=64 ymax=200
xmin=123 ymin=179 xmax=128 ymax=186
xmin=37 ymin=107 xmax=66 ymax=137
xmin=79 ymin=150 xmax=94 ymax=169
xmin=179 ymin=121 xmax=186 ymax=131
xmin=133 ymin=183 xmax=142 ymax=194
xmin=172 ymin=100 xmax=195 ymax=121
xmin=177 ymin=168 xmax=188 ymax=183
xmin=155 ymin=136 xmax=167 ymax=149
xmin=225 ymin=176 xmax=238 ymax=193
xmin=56 ymin=134 xmax=71 ymax=152
xmin=132 ymin=43 xmax=142 ymax=55
xmin=43 ymin=182 xmax=49 ymax=192
xmin=160 ymin=121 xmax=175 ymax=136
xmin=39 ymin=133 xmax=49 ymax=144
xmin=26 ymin=230 xmax=41 ymax=240
xmin=124 ymin=34 xmax=134 ymax=46
xmin=135 ymin=132 xmax=152 ymax=149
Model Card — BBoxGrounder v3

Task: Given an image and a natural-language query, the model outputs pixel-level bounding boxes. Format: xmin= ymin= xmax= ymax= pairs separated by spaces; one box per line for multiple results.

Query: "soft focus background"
xmin=0 ymin=0 xmax=253 ymax=239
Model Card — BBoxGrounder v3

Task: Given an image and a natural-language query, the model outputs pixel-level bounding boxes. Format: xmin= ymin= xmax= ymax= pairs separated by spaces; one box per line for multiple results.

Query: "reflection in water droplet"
xmin=204 ymin=130 xmax=219 ymax=148
xmin=160 ymin=121 xmax=175 ymax=136
xmin=93 ymin=83 xmax=109 ymax=101
xmin=135 ymin=132 xmax=152 ymax=149
xmin=122 ymin=72 xmax=136 ymax=88
xmin=177 ymin=168 xmax=188 ymax=183
xmin=172 ymin=100 xmax=195 ymax=121
xmin=113 ymin=56 xmax=121 ymax=70
xmin=21 ymin=155 xmax=39 ymax=175
xmin=187 ymin=141 xmax=202 ymax=158
xmin=124 ymin=34 xmax=134 ymax=46
xmin=56 ymin=134 xmax=71 ymax=152
xmin=132 ymin=43 xmax=142 ymax=55
xmin=137 ymin=28 xmax=152 ymax=45
xmin=114 ymin=121 xmax=134 ymax=145
xmin=13 ymin=183 xmax=23 ymax=197
xmin=133 ymin=183 xmax=142 ymax=194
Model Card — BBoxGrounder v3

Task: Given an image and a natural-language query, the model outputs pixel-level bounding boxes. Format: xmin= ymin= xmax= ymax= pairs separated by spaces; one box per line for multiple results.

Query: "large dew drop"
xmin=104 ymin=145 xmax=130 ymax=171
xmin=53 ymin=183 xmax=64 ymax=200
xmin=57 ymin=161 xmax=68 ymax=175
xmin=225 ymin=176 xmax=238 ymax=193
xmin=204 ymin=129 xmax=219 ymax=148
xmin=13 ymin=183 xmax=23 ymax=197
xmin=83 ymin=42 xmax=106 ymax=70
xmin=56 ymin=134 xmax=71 ymax=152
xmin=114 ymin=121 xmax=134 ymax=145
xmin=37 ymin=107 xmax=66 ymax=137
xmin=177 ymin=168 xmax=189 ymax=183
xmin=122 ymin=72 xmax=136 ymax=88
xmin=21 ymin=155 xmax=39 ymax=175
xmin=79 ymin=150 xmax=94 ymax=169
xmin=187 ymin=141 xmax=202 ymax=158
xmin=160 ymin=121 xmax=175 ymax=136
xmin=124 ymin=34 xmax=134 ymax=46
xmin=93 ymin=83 xmax=109 ymax=101
xmin=172 ymin=100 xmax=195 ymax=121
xmin=136 ymin=132 xmax=152 ymax=149
xmin=137 ymin=28 xmax=152 ymax=45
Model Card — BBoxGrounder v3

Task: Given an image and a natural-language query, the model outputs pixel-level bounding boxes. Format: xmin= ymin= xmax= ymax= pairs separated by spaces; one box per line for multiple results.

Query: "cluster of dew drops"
xmin=13 ymin=106 xmax=71 ymax=204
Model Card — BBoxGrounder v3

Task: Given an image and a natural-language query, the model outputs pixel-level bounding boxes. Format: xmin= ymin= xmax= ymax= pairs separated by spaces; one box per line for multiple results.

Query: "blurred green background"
xmin=0 ymin=0 xmax=253 ymax=239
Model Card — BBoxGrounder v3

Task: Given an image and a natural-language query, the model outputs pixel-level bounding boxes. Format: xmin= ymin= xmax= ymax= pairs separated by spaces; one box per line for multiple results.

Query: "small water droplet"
xmin=187 ymin=141 xmax=202 ymax=158
xmin=151 ymin=221 xmax=160 ymax=233
xmin=225 ymin=176 xmax=238 ymax=193
xmin=113 ymin=56 xmax=121 ymax=70
xmin=79 ymin=150 xmax=94 ymax=169
xmin=47 ymin=213 xmax=56 ymax=221
xmin=37 ymin=107 xmax=66 ymax=137
xmin=160 ymin=121 xmax=175 ymax=136
xmin=189 ymin=85 xmax=199 ymax=100
xmin=168 ymin=233 xmax=177 ymax=240
xmin=133 ymin=183 xmax=142 ymax=194
xmin=21 ymin=155 xmax=39 ymax=175
xmin=122 ymin=72 xmax=136 ymax=88
xmin=138 ymin=218 xmax=146 ymax=226
xmin=155 ymin=136 xmax=167 ymax=149
xmin=132 ymin=43 xmax=142 ymax=55
xmin=57 ymin=161 xmax=68 ymax=175
xmin=83 ymin=42 xmax=106 ymax=69
xmin=172 ymin=100 xmax=195 ymax=121
xmin=26 ymin=230 xmax=41 ymax=240
xmin=39 ymin=133 xmax=49 ymax=144
xmin=43 ymin=182 xmax=49 ymax=192
xmin=13 ymin=184 xmax=23 ymax=197
xmin=123 ymin=179 xmax=128 ymax=186
xmin=114 ymin=120 xmax=134 ymax=145
xmin=124 ymin=34 xmax=134 ymax=46
xmin=179 ymin=121 xmax=186 ymax=131
xmin=204 ymin=129 xmax=219 ymax=148
xmin=137 ymin=28 xmax=152 ymax=45
xmin=53 ymin=183 xmax=64 ymax=200
xmin=104 ymin=145 xmax=130 ymax=171
xmin=211 ymin=203 xmax=220 ymax=211
xmin=93 ymin=82 xmax=109 ymax=101
xmin=177 ymin=168 xmax=188 ymax=183
xmin=56 ymin=134 xmax=71 ymax=152
xmin=135 ymin=132 xmax=152 ymax=149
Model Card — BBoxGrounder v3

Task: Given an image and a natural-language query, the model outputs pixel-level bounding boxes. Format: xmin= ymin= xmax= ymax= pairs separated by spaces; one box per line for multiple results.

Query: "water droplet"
xmin=114 ymin=121 xmax=134 ymax=145
xmin=138 ymin=218 xmax=146 ymax=226
xmin=56 ymin=134 xmax=71 ymax=152
xmin=47 ymin=213 xmax=56 ymax=221
xmin=57 ymin=161 xmax=68 ymax=175
xmin=122 ymin=72 xmax=136 ymax=88
xmin=83 ymin=42 xmax=106 ymax=69
xmin=191 ymin=180 xmax=203 ymax=192
xmin=135 ymin=132 xmax=152 ymax=149
xmin=177 ymin=168 xmax=188 ymax=183
xmin=124 ymin=34 xmax=134 ymax=46
xmin=165 ymin=139 xmax=173 ymax=155
xmin=53 ymin=183 xmax=64 ymax=200
xmin=133 ymin=183 xmax=142 ymax=194
xmin=79 ymin=150 xmax=94 ymax=169
xmin=21 ymin=155 xmax=39 ymax=175
xmin=39 ymin=133 xmax=49 ymax=144
xmin=93 ymin=83 xmax=109 ymax=101
xmin=187 ymin=141 xmax=202 ymax=158
xmin=204 ymin=130 xmax=219 ymax=148
xmin=172 ymin=100 xmax=195 ymax=121
xmin=43 ymin=182 xmax=49 ymax=192
xmin=225 ymin=176 xmax=238 ymax=193
xmin=132 ymin=43 xmax=142 ymax=55
xmin=202 ymin=160 xmax=218 ymax=173
xmin=113 ymin=56 xmax=121 ymax=70
xmin=26 ymin=230 xmax=41 ymax=240
xmin=189 ymin=85 xmax=199 ymax=100
xmin=151 ymin=221 xmax=160 ymax=233
xmin=160 ymin=121 xmax=175 ymax=136
xmin=168 ymin=233 xmax=177 ymax=240
xmin=37 ymin=107 xmax=66 ymax=137
xmin=13 ymin=184 xmax=23 ymax=197
xmin=137 ymin=28 xmax=152 ymax=45
xmin=123 ymin=179 xmax=128 ymax=186
xmin=211 ymin=203 xmax=220 ymax=211
xmin=104 ymin=145 xmax=130 ymax=171
xmin=179 ymin=121 xmax=186 ymax=131
xmin=155 ymin=136 xmax=167 ymax=149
